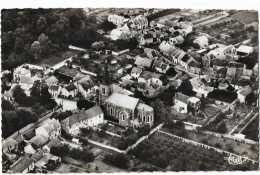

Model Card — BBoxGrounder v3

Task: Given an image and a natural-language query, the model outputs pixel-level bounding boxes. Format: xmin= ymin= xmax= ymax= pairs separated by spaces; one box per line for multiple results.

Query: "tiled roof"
xmin=106 ymin=93 xmax=139 ymax=110
xmin=9 ymin=156 xmax=34 ymax=173
xmin=135 ymin=56 xmax=153 ymax=67
xmin=45 ymin=76 xmax=59 ymax=84
xmin=136 ymin=103 xmax=153 ymax=112
xmin=65 ymin=84 xmax=77 ymax=92
xmin=20 ymin=76 xmax=35 ymax=85
xmin=140 ymin=71 xmax=162 ymax=80
xmin=85 ymin=105 xmax=103 ymax=119
xmin=131 ymin=67 xmax=142 ymax=74
xmin=238 ymin=87 xmax=252 ymax=97
xmin=29 ymin=135 xmax=48 ymax=148
xmin=174 ymin=93 xmax=190 ymax=104
xmin=45 ymin=138 xmax=61 ymax=149
xmin=49 ymin=84 xmax=59 ymax=91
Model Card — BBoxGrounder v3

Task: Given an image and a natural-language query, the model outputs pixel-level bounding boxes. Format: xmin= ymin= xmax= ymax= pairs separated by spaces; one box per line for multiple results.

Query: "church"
xmin=99 ymin=60 xmax=154 ymax=128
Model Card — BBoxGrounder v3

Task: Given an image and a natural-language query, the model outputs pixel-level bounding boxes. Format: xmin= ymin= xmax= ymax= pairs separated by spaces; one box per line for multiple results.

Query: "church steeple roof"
xmin=101 ymin=58 xmax=112 ymax=85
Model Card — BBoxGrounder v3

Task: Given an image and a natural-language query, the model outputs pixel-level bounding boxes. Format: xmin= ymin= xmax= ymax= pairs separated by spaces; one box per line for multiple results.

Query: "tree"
xmin=51 ymin=144 xmax=70 ymax=157
xmin=1 ymin=99 xmax=15 ymax=111
xmin=128 ymin=38 xmax=138 ymax=50
xmin=91 ymin=41 xmax=105 ymax=51
xmin=106 ymin=43 xmax=116 ymax=51
xmin=13 ymin=86 xmax=27 ymax=104
xmin=166 ymin=67 xmax=177 ymax=76
xmin=137 ymin=125 xmax=151 ymax=137
xmin=178 ymin=80 xmax=196 ymax=96
xmin=104 ymin=153 xmax=129 ymax=168
xmin=150 ymin=99 xmax=168 ymax=123
xmin=217 ymin=122 xmax=227 ymax=133
xmin=76 ymin=99 xmax=95 ymax=110
xmin=99 ymin=20 xmax=116 ymax=32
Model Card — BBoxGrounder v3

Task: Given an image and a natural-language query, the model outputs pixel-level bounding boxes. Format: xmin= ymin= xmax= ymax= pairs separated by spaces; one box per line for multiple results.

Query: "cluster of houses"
xmin=3 ymin=119 xmax=62 ymax=173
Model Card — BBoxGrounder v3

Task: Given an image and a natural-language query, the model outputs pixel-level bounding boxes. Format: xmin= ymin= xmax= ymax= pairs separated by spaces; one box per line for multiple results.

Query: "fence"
xmin=124 ymin=123 xmax=164 ymax=154
xmin=238 ymin=112 xmax=258 ymax=134
xmin=157 ymin=130 xmax=258 ymax=164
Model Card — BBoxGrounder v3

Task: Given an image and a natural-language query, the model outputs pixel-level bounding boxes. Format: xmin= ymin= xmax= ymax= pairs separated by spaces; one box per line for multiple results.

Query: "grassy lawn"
xmin=54 ymin=162 xmax=87 ymax=173
xmin=37 ymin=50 xmax=77 ymax=67
xmin=130 ymin=132 xmax=258 ymax=171
xmin=161 ymin=127 xmax=259 ymax=160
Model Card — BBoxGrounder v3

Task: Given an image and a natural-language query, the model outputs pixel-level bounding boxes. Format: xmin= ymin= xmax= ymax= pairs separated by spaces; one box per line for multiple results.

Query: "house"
xmin=134 ymin=56 xmax=153 ymax=68
xmin=61 ymin=105 xmax=104 ymax=134
xmin=139 ymin=33 xmax=154 ymax=46
xmin=19 ymin=76 xmax=35 ymax=95
xmin=110 ymin=29 xmax=127 ymax=40
xmin=35 ymin=119 xmax=61 ymax=139
xmin=13 ymin=66 xmax=31 ymax=81
xmin=3 ymin=84 xmax=19 ymax=101
xmin=34 ymin=153 xmax=61 ymax=173
xmin=131 ymin=67 xmax=143 ymax=79
xmin=130 ymin=15 xmax=148 ymax=30
xmin=188 ymin=61 xmax=202 ymax=74
xmin=26 ymin=135 xmax=48 ymax=154
xmin=8 ymin=156 xmax=35 ymax=173
xmin=105 ymin=93 xmax=154 ymax=127
xmin=108 ymin=14 xmax=127 ymax=26
xmin=152 ymin=59 xmax=170 ymax=74
xmin=138 ymin=71 xmax=162 ymax=86
xmin=2 ymin=138 xmax=18 ymax=154
xmin=169 ymin=35 xmax=185 ymax=45
xmin=237 ymin=86 xmax=252 ymax=103
xmin=48 ymin=84 xmax=61 ymax=97
xmin=61 ymin=84 xmax=78 ymax=98
xmin=179 ymin=54 xmax=193 ymax=70
xmin=173 ymin=92 xmax=201 ymax=114
xmin=42 ymin=138 xmax=61 ymax=153
xmin=44 ymin=76 xmax=59 ymax=86
xmin=23 ymin=129 xmax=36 ymax=141
xmin=193 ymin=36 xmax=209 ymax=49
xmin=75 ymin=75 xmax=97 ymax=99
xmin=236 ymin=45 xmax=253 ymax=56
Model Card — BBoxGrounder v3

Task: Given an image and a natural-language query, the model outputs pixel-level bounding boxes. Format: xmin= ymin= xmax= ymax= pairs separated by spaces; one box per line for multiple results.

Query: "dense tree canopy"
xmin=1 ymin=9 xmax=100 ymax=70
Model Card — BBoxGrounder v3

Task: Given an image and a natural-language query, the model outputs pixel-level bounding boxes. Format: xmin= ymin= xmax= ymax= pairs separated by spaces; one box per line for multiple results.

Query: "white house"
xmin=19 ymin=76 xmax=35 ymax=96
xmin=49 ymin=84 xmax=62 ymax=97
xmin=237 ymin=86 xmax=252 ymax=103
xmin=61 ymin=84 xmax=78 ymax=98
xmin=236 ymin=45 xmax=253 ymax=56
xmin=61 ymin=105 xmax=104 ymax=135
xmin=193 ymin=35 xmax=209 ymax=49
xmin=131 ymin=67 xmax=143 ymax=79
xmin=173 ymin=92 xmax=201 ymax=114
xmin=130 ymin=15 xmax=148 ymax=30
xmin=138 ymin=71 xmax=162 ymax=86
xmin=42 ymin=138 xmax=61 ymax=153
xmin=13 ymin=66 xmax=31 ymax=81
xmin=35 ymin=119 xmax=61 ymax=139
xmin=152 ymin=59 xmax=170 ymax=74
xmin=76 ymin=76 xmax=98 ymax=99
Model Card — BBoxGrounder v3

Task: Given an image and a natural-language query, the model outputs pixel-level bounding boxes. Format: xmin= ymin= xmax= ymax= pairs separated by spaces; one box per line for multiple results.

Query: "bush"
xmin=104 ymin=153 xmax=129 ymax=168
xmin=214 ymin=143 xmax=222 ymax=149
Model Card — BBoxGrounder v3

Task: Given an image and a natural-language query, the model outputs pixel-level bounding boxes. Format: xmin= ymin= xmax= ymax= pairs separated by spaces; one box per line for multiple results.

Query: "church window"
xmin=143 ymin=116 xmax=146 ymax=122
xmin=122 ymin=115 xmax=125 ymax=121
xmin=102 ymin=88 xmax=106 ymax=94
xmin=110 ymin=108 xmax=113 ymax=115
xmin=147 ymin=116 xmax=150 ymax=123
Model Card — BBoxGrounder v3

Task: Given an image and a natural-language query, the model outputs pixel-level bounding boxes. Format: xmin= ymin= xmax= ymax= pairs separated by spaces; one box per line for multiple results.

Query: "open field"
xmin=54 ymin=163 xmax=87 ymax=173
xmin=37 ymin=50 xmax=77 ymax=68
xmin=130 ymin=132 xmax=258 ymax=171
xmin=161 ymin=127 xmax=259 ymax=160
xmin=232 ymin=11 xmax=258 ymax=25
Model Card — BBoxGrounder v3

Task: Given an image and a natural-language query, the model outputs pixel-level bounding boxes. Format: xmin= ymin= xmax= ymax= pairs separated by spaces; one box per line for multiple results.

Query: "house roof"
xmin=65 ymin=84 xmax=77 ymax=92
xmin=174 ymin=93 xmax=190 ymax=104
xmin=74 ymin=73 xmax=89 ymax=82
xmin=143 ymin=33 xmax=153 ymax=39
xmin=45 ymin=138 xmax=61 ymax=149
xmin=4 ymin=84 xmax=19 ymax=98
xmin=159 ymin=41 xmax=177 ymax=55
xmin=237 ymin=45 xmax=254 ymax=54
xmin=20 ymin=76 xmax=35 ymax=85
xmin=85 ymin=105 xmax=103 ymax=119
xmin=38 ymin=119 xmax=61 ymax=134
xmin=135 ymin=56 xmax=153 ymax=67
xmin=31 ymin=150 xmax=45 ymax=162
xmin=105 ymin=93 xmax=139 ymax=110
xmin=238 ymin=87 xmax=252 ymax=97
xmin=45 ymin=76 xmax=59 ymax=85
xmin=61 ymin=106 xmax=103 ymax=127
xmin=14 ymin=67 xmax=30 ymax=75
xmin=181 ymin=54 xmax=191 ymax=63
xmin=9 ymin=156 xmax=34 ymax=173
xmin=49 ymin=84 xmax=60 ymax=91
xmin=29 ymin=135 xmax=48 ymax=148
xmin=131 ymin=67 xmax=142 ymax=74
xmin=23 ymin=129 xmax=35 ymax=140
xmin=140 ymin=71 xmax=162 ymax=80
xmin=137 ymin=103 xmax=153 ymax=112
xmin=78 ymin=76 xmax=95 ymax=91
